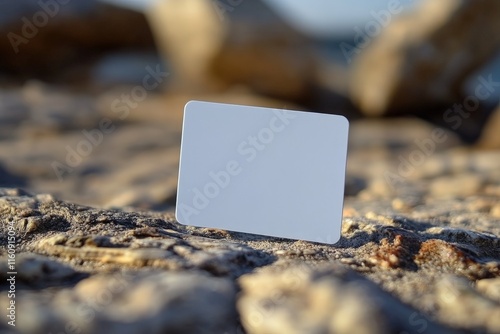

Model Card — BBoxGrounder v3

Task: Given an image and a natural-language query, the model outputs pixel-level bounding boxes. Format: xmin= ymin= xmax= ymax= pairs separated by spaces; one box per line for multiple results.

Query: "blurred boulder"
xmin=146 ymin=0 xmax=320 ymax=102
xmin=350 ymin=0 xmax=500 ymax=116
xmin=478 ymin=105 xmax=500 ymax=149
xmin=0 ymin=0 xmax=155 ymax=80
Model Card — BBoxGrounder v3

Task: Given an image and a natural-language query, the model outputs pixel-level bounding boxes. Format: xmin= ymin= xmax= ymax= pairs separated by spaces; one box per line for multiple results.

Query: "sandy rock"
xmin=0 ymin=82 xmax=102 ymax=138
xmin=429 ymin=173 xmax=483 ymax=198
xmin=0 ymin=189 xmax=273 ymax=277
xmin=0 ymin=187 xmax=499 ymax=333
xmin=238 ymin=262 xmax=456 ymax=334
xmin=146 ymin=0 xmax=319 ymax=101
xmin=491 ymin=204 xmax=500 ymax=218
xmin=436 ymin=275 xmax=500 ymax=332
xmin=0 ymin=90 xmax=29 ymax=140
xmin=476 ymin=277 xmax=500 ymax=303
xmin=350 ymin=0 xmax=500 ymax=116
xmin=478 ymin=106 xmax=500 ymax=149
xmin=0 ymin=253 xmax=79 ymax=285
xmin=1 ymin=271 xmax=238 ymax=334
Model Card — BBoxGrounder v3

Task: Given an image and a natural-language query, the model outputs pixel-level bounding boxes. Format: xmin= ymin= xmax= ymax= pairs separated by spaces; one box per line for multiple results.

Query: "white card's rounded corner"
xmin=174 ymin=207 xmax=186 ymax=226
xmin=320 ymin=231 xmax=341 ymax=245
xmin=184 ymin=100 xmax=201 ymax=113
xmin=337 ymin=114 xmax=350 ymax=129
xmin=330 ymin=232 xmax=342 ymax=245
xmin=311 ymin=230 xmax=341 ymax=245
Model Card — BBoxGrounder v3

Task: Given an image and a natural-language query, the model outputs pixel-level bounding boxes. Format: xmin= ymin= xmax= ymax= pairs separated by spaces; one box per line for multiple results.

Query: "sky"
xmin=100 ymin=0 xmax=420 ymax=36
xmin=265 ymin=0 xmax=418 ymax=35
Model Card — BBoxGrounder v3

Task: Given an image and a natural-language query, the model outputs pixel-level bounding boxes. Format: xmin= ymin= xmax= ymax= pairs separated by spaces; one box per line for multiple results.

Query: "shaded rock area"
xmin=350 ymin=0 xmax=500 ymax=117
xmin=0 ymin=0 xmax=155 ymax=81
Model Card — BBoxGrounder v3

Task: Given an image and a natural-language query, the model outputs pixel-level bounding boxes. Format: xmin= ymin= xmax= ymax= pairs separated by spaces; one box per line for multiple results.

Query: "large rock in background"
xmin=146 ymin=0 xmax=320 ymax=102
xmin=478 ymin=106 xmax=500 ymax=148
xmin=0 ymin=0 xmax=155 ymax=81
xmin=350 ymin=0 xmax=500 ymax=117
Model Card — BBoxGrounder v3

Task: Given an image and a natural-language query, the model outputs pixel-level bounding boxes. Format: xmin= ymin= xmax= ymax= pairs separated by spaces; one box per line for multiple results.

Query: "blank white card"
xmin=176 ymin=101 xmax=349 ymax=244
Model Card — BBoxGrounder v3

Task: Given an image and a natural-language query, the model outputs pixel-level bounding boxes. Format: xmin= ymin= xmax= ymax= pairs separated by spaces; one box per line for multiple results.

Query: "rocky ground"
xmin=1 ymin=0 xmax=500 ymax=332
xmin=0 ymin=83 xmax=499 ymax=334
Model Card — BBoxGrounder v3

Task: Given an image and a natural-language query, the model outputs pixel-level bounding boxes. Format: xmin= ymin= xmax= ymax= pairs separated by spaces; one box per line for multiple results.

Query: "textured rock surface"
xmin=0 ymin=269 xmax=238 ymax=334
xmin=0 ymin=253 xmax=80 ymax=286
xmin=1 ymin=83 xmax=500 ymax=333
xmin=0 ymin=188 xmax=272 ymax=277
xmin=238 ymin=263 xmax=456 ymax=334
xmin=350 ymin=0 xmax=500 ymax=116
xmin=436 ymin=275 xmax=500 ymax=332
xmin=1 ymin=164 xmax=499 ymax=333
xmin=476 ymin=277 xmax=500 ymax=302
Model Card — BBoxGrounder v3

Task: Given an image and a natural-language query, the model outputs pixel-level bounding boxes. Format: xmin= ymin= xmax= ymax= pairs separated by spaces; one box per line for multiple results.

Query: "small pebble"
xmin=302 ymin=249 xmax=317 ymax=256
xmin=429 ymin=174 xmax=483 ymax=198
xmin=490 ymin=204 xmax=500 ymax=218
xmin=476 ymin=278 xmax=500 ymax=303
